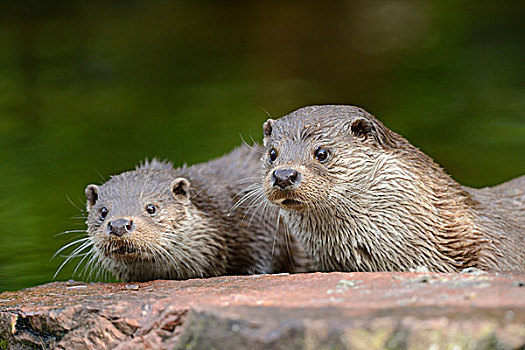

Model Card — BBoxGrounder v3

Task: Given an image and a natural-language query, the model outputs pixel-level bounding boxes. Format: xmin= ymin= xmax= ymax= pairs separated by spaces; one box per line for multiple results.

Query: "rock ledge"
xmin=1 ymin=272 xmax=524 ymax=349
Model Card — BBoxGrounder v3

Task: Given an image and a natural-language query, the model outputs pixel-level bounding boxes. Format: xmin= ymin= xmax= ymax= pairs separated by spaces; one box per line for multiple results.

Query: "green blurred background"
xmin=0 ymin=1 xmax=523 ymax=291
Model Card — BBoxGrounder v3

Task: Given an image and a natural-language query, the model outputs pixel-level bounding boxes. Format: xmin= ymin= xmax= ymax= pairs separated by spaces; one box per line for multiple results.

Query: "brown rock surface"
xmin=0 ymin=272 xmax=524 ymax=349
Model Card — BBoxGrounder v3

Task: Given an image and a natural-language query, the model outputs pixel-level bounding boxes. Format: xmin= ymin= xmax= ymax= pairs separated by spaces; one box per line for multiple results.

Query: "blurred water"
xmin=0 ymin=1 xmax=524 ymax=291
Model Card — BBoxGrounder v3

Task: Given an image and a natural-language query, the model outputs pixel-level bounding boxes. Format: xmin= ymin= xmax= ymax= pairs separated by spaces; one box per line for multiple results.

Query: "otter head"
xmin=261 ymin=105 xmax=399 ymax=213
xmin=84 ymin=163 xmax=203 ymax=281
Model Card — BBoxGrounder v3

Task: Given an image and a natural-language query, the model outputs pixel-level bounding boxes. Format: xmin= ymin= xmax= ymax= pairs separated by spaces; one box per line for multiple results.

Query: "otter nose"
xmin=108 ymin=219 xmax=134 ymax=237
xmin=272 ymin=169 xmax=300 ymax=189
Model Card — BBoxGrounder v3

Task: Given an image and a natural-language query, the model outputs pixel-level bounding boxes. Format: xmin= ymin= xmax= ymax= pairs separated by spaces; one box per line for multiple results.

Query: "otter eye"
xmin=100 ymin=207 xmax=108 ymax=220
xmin=269 ymin=148 xmax=278 ymax=163
xmin=314 ymin=147 xmax=330 ymax=162
xmin=145 ymin=204 xmax=156 ymax=215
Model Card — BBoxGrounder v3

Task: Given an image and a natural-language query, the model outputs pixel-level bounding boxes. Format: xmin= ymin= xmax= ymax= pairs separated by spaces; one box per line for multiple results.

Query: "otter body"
xmin=259 ymin=105 xmax=524 ymax=273
xmin=61 ymin=145 xmax=308 ymax=282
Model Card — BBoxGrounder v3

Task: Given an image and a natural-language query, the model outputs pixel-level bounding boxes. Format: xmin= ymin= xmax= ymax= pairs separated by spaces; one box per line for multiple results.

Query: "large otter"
xmin=55 ymin=145 xmax=309 ymax=282
xmin=257 ymin=105 xmax=524 ymax=273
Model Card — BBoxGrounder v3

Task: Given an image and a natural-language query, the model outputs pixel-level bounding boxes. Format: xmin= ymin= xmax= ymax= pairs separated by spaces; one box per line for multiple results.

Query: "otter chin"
xmin=278 ymin=198 xmax=304 ymax=208
xmin=267 ymin=186 xmax=308 ymax=210
xmin=260 ymin=105 xmax=525 ymax=273
xmin=110 ymin=246 xmax=138 ymax=256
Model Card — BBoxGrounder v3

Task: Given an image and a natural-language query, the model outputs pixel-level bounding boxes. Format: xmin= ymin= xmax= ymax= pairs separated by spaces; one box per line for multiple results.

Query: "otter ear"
xmin=85 ymin=184 xmax=99 ymax=211
xmin=350 ymin=117 xmax=373 ymax=138
xmin=263 ymin=119 xmax=274 ymax=138
xmin=171 ymin=177 xmax=191 ymax=201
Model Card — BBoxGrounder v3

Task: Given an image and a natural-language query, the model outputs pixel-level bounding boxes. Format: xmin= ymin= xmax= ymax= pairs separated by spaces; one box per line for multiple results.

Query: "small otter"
xmin=56 ymin=145 xmax=309 ymax=282
xmin=257 ymin=105 xmax=524 ymax=273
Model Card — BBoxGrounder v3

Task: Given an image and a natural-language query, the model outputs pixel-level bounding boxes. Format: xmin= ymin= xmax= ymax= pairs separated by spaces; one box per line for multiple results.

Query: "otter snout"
xmin=108 ymin=219 xmax=134 ymax=237
xmin=272 ymin=168 xmax=301 ymax=189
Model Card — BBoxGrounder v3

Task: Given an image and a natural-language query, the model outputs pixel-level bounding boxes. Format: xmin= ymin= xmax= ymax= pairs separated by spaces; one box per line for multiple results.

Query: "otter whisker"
xmin=53 ymin=229 xmax=88 ymax=238
xmin=230 ymin=176 xmax=261 ymax=188
xmin=67 ymin=240 xmax=95 ymax=262
xmin=229 ymin=185 xmax=264 ymax=216
xmin=74 ymin=247 xmax=97 ymax=277
xmin=254 ymin=193 xmax=275 ymax=228
xmin=236 ymin=186 xmax=266 ymax=219
xmin=66 ymin=194 xmax=84 ymax=212
xmin=281 ymin=211 xmax=298 ymax=270
xmin=52 ymin=236 xmax=91 ymax=259
xmin=53 ymin=239 xmax=94 ymax=278
xmin=244 ymin=193 xmax=269 ymax=226
xmin=83 ymin=249 xmax=110 ymax=281
xmin=243 ymin=190 xmax=266 ymax=215
xmin=270 ymin=203 xmax=281 ymax=258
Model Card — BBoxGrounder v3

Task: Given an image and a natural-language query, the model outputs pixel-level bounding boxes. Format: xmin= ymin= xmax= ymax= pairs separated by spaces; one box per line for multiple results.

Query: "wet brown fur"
xmin=60 ymin=145 xmax=309 ymax=282
xmin=259 ymin=105 xmax=524 ymax=272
